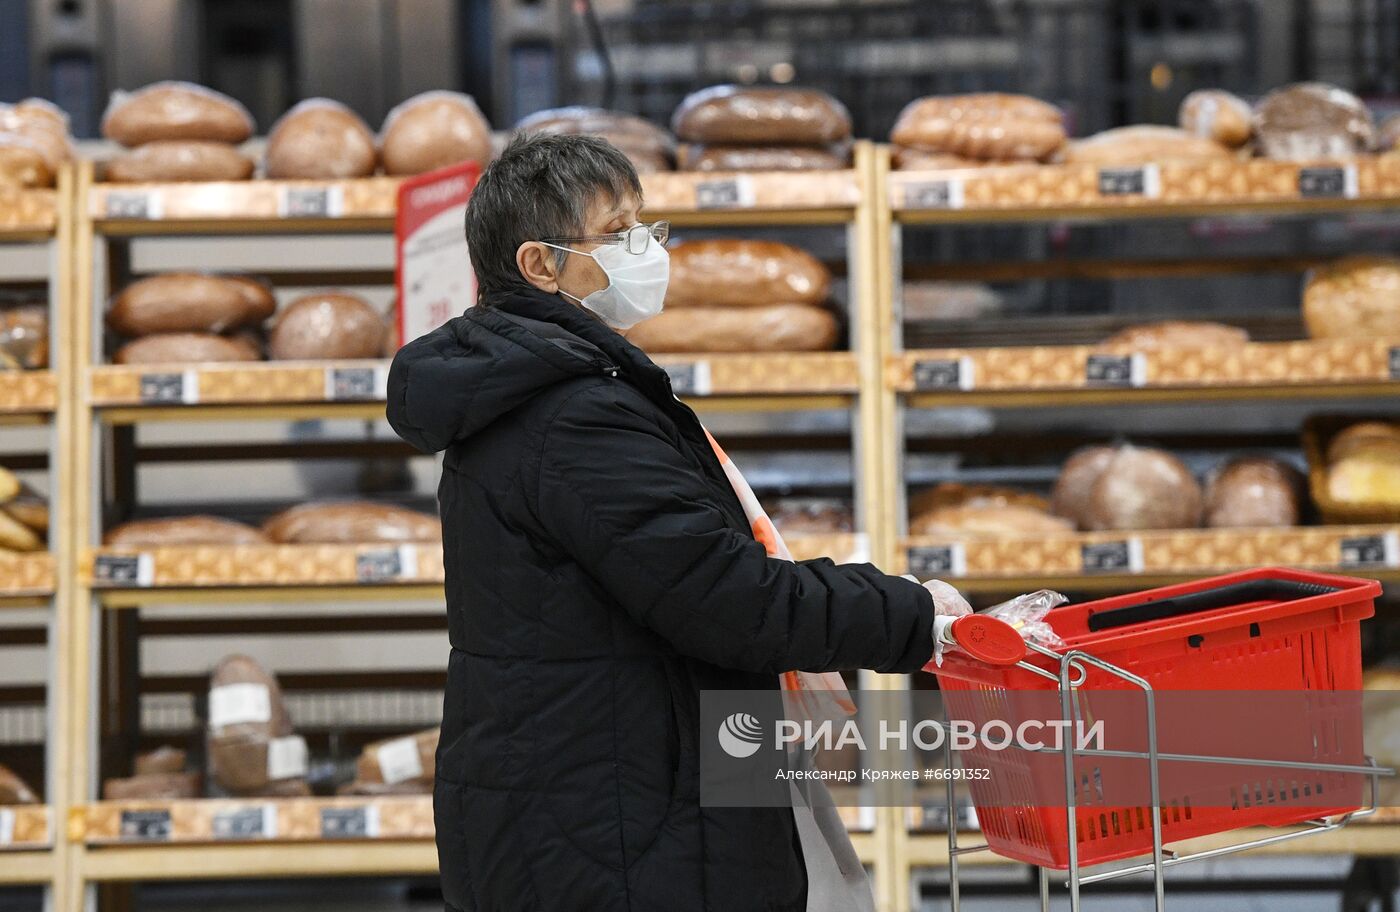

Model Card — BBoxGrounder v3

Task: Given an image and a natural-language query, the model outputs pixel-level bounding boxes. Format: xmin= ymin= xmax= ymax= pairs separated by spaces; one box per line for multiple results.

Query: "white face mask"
xmin=543 ymin=232 xmax=670 ymax=330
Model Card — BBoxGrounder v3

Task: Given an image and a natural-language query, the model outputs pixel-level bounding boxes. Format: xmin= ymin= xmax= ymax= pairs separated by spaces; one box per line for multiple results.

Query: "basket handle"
xmin=1086 ymin=578 xmax=1340 ymax=633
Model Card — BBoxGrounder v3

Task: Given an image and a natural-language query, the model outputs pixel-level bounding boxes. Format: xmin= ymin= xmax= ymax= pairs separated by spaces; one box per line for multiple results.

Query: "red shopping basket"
xmin=928 ymin=567 xmax=1380 ymax=869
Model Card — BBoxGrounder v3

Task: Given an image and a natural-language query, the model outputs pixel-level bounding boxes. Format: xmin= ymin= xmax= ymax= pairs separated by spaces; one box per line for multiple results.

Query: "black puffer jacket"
xmin=386 ymin=288 xmax=935 ymax=912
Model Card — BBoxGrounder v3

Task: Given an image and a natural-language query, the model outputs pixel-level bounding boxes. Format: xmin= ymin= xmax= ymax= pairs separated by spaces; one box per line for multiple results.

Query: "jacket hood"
xmin=386 ymin=287 xmax=661 ymax=453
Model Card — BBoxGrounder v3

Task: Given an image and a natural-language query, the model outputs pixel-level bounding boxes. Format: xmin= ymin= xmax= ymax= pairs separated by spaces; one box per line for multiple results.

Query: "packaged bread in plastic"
xmin=1203 ymin=457 xmax=1303 ymax=528
xmin=110 ymin=273 xmax=275 ymax=337
xmin=0 ymin=137 xmax=53 ymax=188
xmin=666 ymin=239 xmax=830 ymax=308
xmin=625 ymin=304 xmax=838 ymax=353
xmin=671 ymin=85 xmax=852 ymax=145
xmin=0 ymin=305 xmax=49 ymax=369
xmin=265 ymin=98 xmax=377 ymax=179
xmin=1302 ymin=255 xmax=1400 ymax=340
xmin=890 ymin=94 xmax=1065 ymax=162
xmin=1326 ymin=421 xmax=1400 ymax=508
xmin=762 ymin=498 xmax=854 ymax=535
xmin=104 ymin=515 xmax=268 ymax=546
xmin=207 ymin=654 xmax=308 ymax=796
xmin=355 ymin=728 xmax=438 ymax=785
xmin=678 ymin=144 xmax=848 ymax=172
xmin=0 ymin=763 xmax=38 ymax=804
xmin=0 ymin=99 xmax=73 ymax=187
xmin=1178 ymin=89 xmax=1253 ymax=148
xmin=1072 ymin=445 xmax=1203 ymax=531
xmin=102 ymin=82 xmax=254 ymax=147
xmin=1253 ymin=83 xmax=1374 ymax=162
xmin=380 ymin=91 xmax=492 ymax=175
xmin=104 ymin=771 xmax=201 ymax=800
xmin=1099 ymin=321 xmax=1249 ymax=350
xmin=268 ymin=292 xmax=387 ymax=360
xmin=1064 ymin=126 xmax=1233 ymax=165
xmin=107 ymin=141 xmax=254 ymax=182
xmin=262 ymin=501 xmax=441 ymax=544
xmin=515 ymin=107 xmax=674 ymax=170
xmin=114 ymin=332 xmax=262 ymax=365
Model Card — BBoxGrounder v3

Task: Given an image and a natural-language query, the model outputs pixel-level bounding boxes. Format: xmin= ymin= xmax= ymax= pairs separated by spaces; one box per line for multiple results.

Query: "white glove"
xmin=905 ymin=577 xmax=972 ymax=666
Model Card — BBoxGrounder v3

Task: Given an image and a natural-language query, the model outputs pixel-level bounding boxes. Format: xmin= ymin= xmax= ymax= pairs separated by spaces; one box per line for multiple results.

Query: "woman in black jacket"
xmin=387 ymin=133 xmax=968 ymax=912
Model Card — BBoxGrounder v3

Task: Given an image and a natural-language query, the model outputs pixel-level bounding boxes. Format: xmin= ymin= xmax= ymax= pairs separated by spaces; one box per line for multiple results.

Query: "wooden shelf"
xmin=0 ymin=554 xmax=56 ymax=602
xmin=641 ymin=169 xmax=861 ymax=225
xmin=0 ymin=371 xmax=58 ymax=416
xmin=901 ymin=525 xmax=1400 ymax=592
xmin=0 ymin=187 xmax=59 ymax=240
xmin=892 ymin=157 xmax=1400 ymax=223
xmin=893 ymin=339 xmax=1400 ymax=408
xmin=0 ymin=804 xmax=52 ymax=850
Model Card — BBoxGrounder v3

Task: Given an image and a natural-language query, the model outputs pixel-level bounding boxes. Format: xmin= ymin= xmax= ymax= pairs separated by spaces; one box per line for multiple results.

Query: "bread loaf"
xmin=104 ymin=515 xmax=268 ymax=546
xmin=1303 ymin=256 xmax=1400 ymax=340
xmin=626 ymin=304 xmax=839 ymax=353
xmin=0 ymin=466 xmax=17 ymax=504
xmin=763 ymin=498 xmax=854 ymax=535
xmin=268 ymin=292 xmax=385 ymax=360
xmin=891 ymin=147 xmax=985 ymax=171
xmin=911 ymin=482 xmax=1052 ymax=517
xmin=1179 ymin=89 xmax=1253 ymax=147
xmin=1203 ymin=457 xmax=1303 ymax=528
xmin=666 ymin=239 xmax=830 ymax=308
xmin=910 ymin=503 xmax=1074 ymax=538
xmin=8 ymin=98 xmax=67 ymax=134
xmin=0 ymin=140 xmax=52 ymax=188
xmin=265 ymin=99 xmax=376 ymax=179
xmin=1326 ymin=421 xmax=1400 ymax=464
xmin=0 ymin=305 xmax=48 ymax=369
xmin=355 ymin=728 xmax=438 ymax=784
xmin=381 ymin=91 xmax=492 ymax=175
xmin=134 ymin=745 xmax=188 ymax=776
xmin=678 ymin=144 xmax=848 ymax=172
xmin=110 ymin=273 xmax=275 ymax=336
xmin=114 ymin=332 xmax=262 ymax=365
xmin=103 ymin=771 xmax=200 ymax=800
xmin=515 ymin=107 xmax=674 ymax=167
xmin=890 ymin=94 xmax=1065 ymax=161
xmin=1100 ymin=321 xmax=1249 ymax=350
xmin=262 ymin=501 xmax=441 ymax=544
xmin=102 ymin=82 xmax=254 ymax=146
xmin=0 ymin=510 xmax=43 ymax=551
xmin=107 ymin=141 xmax=254 ymax=182
xmin=1065 ymin=126 xmax=1233 ymax=165
xmin=1254 ymin=83 xmax=1374 ymax=162
xmin=0 ymin=763 xmax=38 ymax=804
xmin=1327 ymin=422 xmax=1400 ymax=507
xmin=0 ymin=99 xmax=73 ymax=186
xmin=1083 ymin=446 xmax=1203 ymax=531
xmin=3 ymin=492 xmax=48 ymax=534
xmin=207 ymin=654 xmax=304 ymax=795
xmin=1379 ymin=114 xmax=1400 ymax=153
xmin=1051 ymin=446 xmax=1116 ymax=527
xmin=671 ymin=86 xmax=851 ymax=145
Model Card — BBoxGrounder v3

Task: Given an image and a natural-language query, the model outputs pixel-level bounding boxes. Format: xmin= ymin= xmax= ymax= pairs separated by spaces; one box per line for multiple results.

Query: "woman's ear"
xmin=516 ymin=241 xmax=560 ymax=293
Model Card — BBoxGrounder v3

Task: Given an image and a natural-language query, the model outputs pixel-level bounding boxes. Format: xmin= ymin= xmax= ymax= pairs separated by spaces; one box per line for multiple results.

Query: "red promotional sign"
xmin=394 ymin=161 xmax=480 ymax=347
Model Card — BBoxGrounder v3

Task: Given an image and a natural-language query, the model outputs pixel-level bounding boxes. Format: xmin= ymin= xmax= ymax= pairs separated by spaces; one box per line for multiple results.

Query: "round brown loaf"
xmin=355 ymin=728 xmax=438 ymax=784
xmin=1065 ymin=126 xmax=1233 ymax=165
xmin=1 ymin=100 xmax=73 ymax=181
xmin=265 ymin=99 xmax=376 ymax=179
xmin=10 ymin=98 xmax=67 ymax=134
xmin=665 ymin=239 xmax=830 ymax=308
xmin=890 ymin=94 xmax=1065 ymax=162
xmin=671 ymin=85 xmax=851 ymax=145
xmin=625 ymin=304 xmax=838 ymax=353
xmin=381 ymin=91 xmax=492 ymax=175
xmin=1303 ymin=255 xmax=1400 ymax=340
xmin=1253 ymin=83 xmax=1374 ymax=162
xmin=110 ymin=273 xmax=275 ymax=336
xmin=104 ymin=515 xmax=268 ymax=547
xmin=515 ymin=106 xmax=675 ymax=162
xmin=1179 ymin=89 xmax=1253 ymax=147
xmin=678 ymin=144 xmax=848 ymax=172
xmin=1051 ymin=446 xmax=1117 ymax=528
xmin=1084 ymin=446 xmax=1203 ymax=531
xmin=1203 ymin=457 xmax=1302 ymax=528
xmin=114 ymin=332 xmax=262 ymax=365
xmin=207 ymin=654 xmax=300 ymax=795
xmin=910 ymin=482 xmax=1052 ymax=518
xmin=101 ymin=82 xmax=253 ymax=146
xmin=1100 ymin=321 xmax=1249 ymax=350
xmin=268 ymin=292 xmax=386 ymax=360
xmin=262 ymin=501 xmax=442 ymax=544
xmin=106 ymin=141 xmax=254 ymax=182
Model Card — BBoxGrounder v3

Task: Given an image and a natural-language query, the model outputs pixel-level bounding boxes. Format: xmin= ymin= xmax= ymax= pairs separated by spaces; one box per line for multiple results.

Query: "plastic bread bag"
xmin=670 ymin=85 xmax=852 ymax=145
xmin=101 ymin=81 xmax=254 ymax=147
xmin=379 ymin=90 xmax=493 ymax=175
xmin=1178 ymin=89 xmax=1252 ymax=147
xmin=932 ymin=589 xmax=1068 ymax=667
xmin=0 ymin=303 xmax=48 ymax=369
xmin=1253 ymin=82 xmax=1374 ymax=162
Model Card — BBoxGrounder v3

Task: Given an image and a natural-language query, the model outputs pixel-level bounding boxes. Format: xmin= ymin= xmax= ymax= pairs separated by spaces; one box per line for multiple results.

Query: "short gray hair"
xmin=466 ymin=132 xmax=643 ymax=301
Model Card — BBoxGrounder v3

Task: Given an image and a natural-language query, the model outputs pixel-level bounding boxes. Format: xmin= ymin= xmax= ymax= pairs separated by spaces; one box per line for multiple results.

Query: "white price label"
xmin=903 ymin=178 xmax=965 ymax=210
xmin=138 ymin=370 xmax=200 ymax=404
xmin=1298 ymin=165 xmax=1358 ymax=199
xmin=278 ymin=185 xmax=345 ymax=218
xmin=356 ymin=545 xmax=419 ymax=583
xmin=907 ymin=544 xmax=967 ymax=579
xmin=376 ymin=736 xmax=425 ymax=785
xmin=212 ymin=804 xmax=278 ymax=839
xmin=105 ymin=190 xmax=164 ymax=220
xmin=320 ymin=804 xmax=380 ymax=839
xmin=694 ymin=176 xmax=755 ymax=210
xmin=324 ymin=365 xmax=388 ymax=401
xmin=1098 ymin=165 xmax=1161 ymax=198
xmin=1081 ymin=539 xmax=1144 ymax=574
xmin=266 ymin=735 xmax=309 ymax=780
xmin=93 ymin=553 xmax=154 ymax=587
xmin=0 ymin=808 xmax=13 ymax=845
xmin=913 ymin=357 xmax=975 ymax=391
xmin=208 ymin=683 xmax=272 ymax=728
xmin=1338 ymin=532 xmax=1400 ymax=569
xmin=663 ymin=361 xmax=712 ymax=396
xmin=1086 ymin=353 xmax=1146 ymax=387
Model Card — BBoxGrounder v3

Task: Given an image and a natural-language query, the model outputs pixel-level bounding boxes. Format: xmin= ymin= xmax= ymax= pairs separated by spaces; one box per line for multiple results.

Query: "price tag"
xmin=93 ymin=553 xmax=154 ymax=587
xmin=212 ymin=805 xmax=277 ymax=839
xmin=1081 ymin=540 xmax=1144 ymax=574
xmin=321 ymin=805 xmax=380 ymax=839
xmin=278 ymin=185 xmax=346 ymax=218
xmin=356 ymin=545 xmax=418 ymax=583
xmin=663 ymin=361 xmax=712 ymax=396
xmin=209 ymin=683 xmax=272 ymax=728
xmin=1388 ymin=347 xmax=1400 ymax=381
xmin=913 ymin=357 xmax=974 ymax=391
xmin=0 ymin=808 xmax=13 ymax=846
xmin=1098 ymin=165 xmax=1161 ymax=198
xmin=694 ymin=176 xmax=755 ymax=210
xmin=1086 ymin=353 xmax=1146 ymax=387
xmin=907 ymin=544 xmax=967 ymax=579
xmin=267 ymin=735 xmax=309 ymax=780
xmin=1339 ymin=532 xmax=1400 ymax=569
xmin=105 ymin=190 xmax=163 ymax=220
xmin=139 ymin=370 xmax=199 ymax=405
xmin=903 ymin=179 xmax=965 ymax=210
xmin=376 ymin=736 xmax=425 ymax=785
xmin=1298 ymin=166 xmax=1357 ymax=199
xmin=119 ymin=808 xmax=171 ymax=841
xmin=325 ymin=365 xmax=388 ymax=401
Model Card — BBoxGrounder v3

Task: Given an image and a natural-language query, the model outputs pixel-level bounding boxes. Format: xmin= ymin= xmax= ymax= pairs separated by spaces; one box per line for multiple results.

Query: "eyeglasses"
xmin=542 ymin=220 xmax=670 ymax=255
